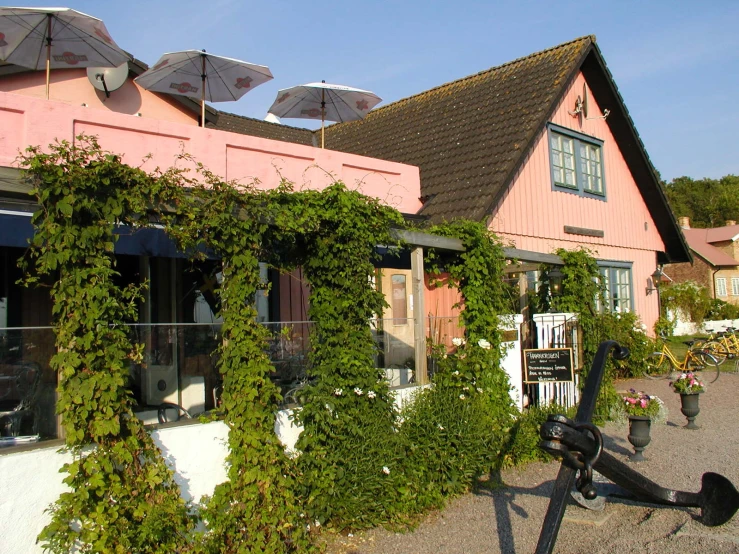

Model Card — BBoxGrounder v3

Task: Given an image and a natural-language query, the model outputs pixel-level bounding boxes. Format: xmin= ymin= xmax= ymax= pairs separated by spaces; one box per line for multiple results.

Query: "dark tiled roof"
xmin=208 ymin=112 xmax=315 ymax=147
xmin=323 ymin=37 xmax=593 ymax=222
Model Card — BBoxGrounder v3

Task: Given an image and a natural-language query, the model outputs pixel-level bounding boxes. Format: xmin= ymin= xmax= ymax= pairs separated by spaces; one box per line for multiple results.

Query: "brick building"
xmin=665 ymin=217 xmax=739 ymax=304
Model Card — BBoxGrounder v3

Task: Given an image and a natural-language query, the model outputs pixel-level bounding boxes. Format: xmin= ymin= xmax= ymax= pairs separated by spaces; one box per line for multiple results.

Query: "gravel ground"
xmin=324 ymin=373 xmax=739 ymax=554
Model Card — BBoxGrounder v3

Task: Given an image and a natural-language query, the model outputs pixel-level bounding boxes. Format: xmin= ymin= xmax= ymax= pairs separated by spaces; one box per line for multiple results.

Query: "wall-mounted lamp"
xmin=646 ymin=267 xmax=664 ymax=295
xmin=549 ymin=267 xmax=563 ymax=295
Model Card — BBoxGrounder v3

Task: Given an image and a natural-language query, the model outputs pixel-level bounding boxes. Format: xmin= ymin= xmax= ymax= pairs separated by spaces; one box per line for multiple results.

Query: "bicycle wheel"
xmin=645 ymin=352 xmax=672 ymax=380
xmin=688 ymin=350 xmax=720 ymax=383
xmin=701 ymin=340 xmax=728 ymax=365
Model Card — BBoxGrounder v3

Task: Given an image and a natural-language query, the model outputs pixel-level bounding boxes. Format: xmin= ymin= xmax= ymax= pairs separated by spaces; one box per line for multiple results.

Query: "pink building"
xmin=318 ymin=36 xmax=691 ymax=335
xmin=0 ymin=34 xmax=691 ymax=443
xmin=0 ymin=59 xmax=425 ymax=441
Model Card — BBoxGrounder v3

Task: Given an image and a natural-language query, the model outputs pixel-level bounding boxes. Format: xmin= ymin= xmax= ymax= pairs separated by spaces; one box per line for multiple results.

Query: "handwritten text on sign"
xmin=523 ymin=348 xmax=574 ymax=383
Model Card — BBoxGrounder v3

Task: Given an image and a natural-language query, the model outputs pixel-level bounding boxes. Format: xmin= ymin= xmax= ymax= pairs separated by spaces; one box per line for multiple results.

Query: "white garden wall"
xmin=0 ymin=323 xmax=525 ymax=554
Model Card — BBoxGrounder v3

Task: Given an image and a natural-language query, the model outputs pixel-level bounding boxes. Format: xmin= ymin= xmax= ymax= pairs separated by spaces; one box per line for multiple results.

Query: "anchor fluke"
xmin=699 ymin=472 xmax=739 ymax=526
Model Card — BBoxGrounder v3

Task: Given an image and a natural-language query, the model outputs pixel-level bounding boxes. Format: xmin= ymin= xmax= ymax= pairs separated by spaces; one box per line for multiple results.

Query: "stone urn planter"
xmin=680 ymin=393 xmax=701 ymax=429
xmin=627 ymin=415 xmax=651 ymax=462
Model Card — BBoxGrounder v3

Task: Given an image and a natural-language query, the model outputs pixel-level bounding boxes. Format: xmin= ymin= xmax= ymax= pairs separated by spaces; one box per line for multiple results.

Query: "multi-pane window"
xmin=599 ymin=265 xmax=633 ymax=313
xmin=731 ymin=277 xmax=739 ymax=296
xmin=716 ymin=277 xmax=728 ymax=297
xmin=550 ymin=134 xmax=577 ymax=189
xmin=549 ymin=124 xmax=605 ymax=199
xmin=579 ymin=142 xmax=603 ymax=194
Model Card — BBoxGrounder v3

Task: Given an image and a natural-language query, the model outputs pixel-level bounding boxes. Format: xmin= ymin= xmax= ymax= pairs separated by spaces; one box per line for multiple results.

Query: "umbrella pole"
xmin=321 ymin=88 xmax=325 ymax=149
xmin=45 ymin=15 xmax=52 ymax=99
xmin=201 ymin=53 xmax=206 ymax=127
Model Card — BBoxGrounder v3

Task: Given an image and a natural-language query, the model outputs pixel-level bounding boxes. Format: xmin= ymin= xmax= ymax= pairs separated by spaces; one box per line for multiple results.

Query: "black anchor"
xmin=535 ymin=340 xmax=739 ymax=554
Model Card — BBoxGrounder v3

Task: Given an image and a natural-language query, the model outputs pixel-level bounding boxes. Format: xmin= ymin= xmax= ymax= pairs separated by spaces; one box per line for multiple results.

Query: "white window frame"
xmin=731 ymin=277 xmax=739 ymax=296
xmin=716 ymin=277 xmax=728 ymax=297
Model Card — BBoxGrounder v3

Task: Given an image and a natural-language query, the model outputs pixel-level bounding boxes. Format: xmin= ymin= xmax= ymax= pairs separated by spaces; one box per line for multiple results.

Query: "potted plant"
xmin=670 ymin=372 xmax=705 ymax=429
xmin=622 ymin=389 xmax=662 ymax=462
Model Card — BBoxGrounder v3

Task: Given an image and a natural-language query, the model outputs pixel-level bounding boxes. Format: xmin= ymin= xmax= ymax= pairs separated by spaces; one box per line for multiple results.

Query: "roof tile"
xmin=323 ymin=36 xmax=593 ymax=222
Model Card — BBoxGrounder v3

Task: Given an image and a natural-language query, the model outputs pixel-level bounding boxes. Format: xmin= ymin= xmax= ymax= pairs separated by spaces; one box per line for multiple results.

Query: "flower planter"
xmin=680 ymin=393 xmax=701 ymax=429
xmin=627 ymin=415 xmax=651 ymax=462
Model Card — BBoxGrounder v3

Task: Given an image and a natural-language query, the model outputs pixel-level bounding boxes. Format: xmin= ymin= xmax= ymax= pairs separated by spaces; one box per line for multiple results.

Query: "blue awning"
xmin=0 ymin=212 xmax=184 ymax=258
xmin=0 ymin=212 xmax=413 ymax=268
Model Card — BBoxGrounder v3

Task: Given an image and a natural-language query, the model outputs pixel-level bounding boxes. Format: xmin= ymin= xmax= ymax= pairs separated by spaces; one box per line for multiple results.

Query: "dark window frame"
xmin=597 ymin=260 xmax=633 ymax=313
xmin=547 ymin=123 xmax=606 ymax=201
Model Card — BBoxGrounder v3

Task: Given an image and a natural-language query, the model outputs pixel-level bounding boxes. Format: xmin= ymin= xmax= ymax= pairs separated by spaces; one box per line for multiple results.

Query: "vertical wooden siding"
xmin=489 ymin=72 xmax=666 ymax=331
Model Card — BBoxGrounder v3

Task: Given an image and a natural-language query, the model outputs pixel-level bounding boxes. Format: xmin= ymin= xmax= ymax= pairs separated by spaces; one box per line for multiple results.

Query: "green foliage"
xmin=20 ymin=137 xmax=193 ymax=553
xmin=707 ymin=298 xmax=739 ymax=320
xmin=661 ymin=281 xmax=713 ymax=324
xmin=163 ymin=171 xmax=314 ymax=553
xmin=590 ymin=312 xmax=656 ymax=380
xmin=539 ymin=248 xmax=639 ymax=421
xmin=291 ymin=183 xmax=406 ymax=529
xmin=406 ymin=220 xmax=515 ymax=507
xmin=654 ymin=315 xmax=676 ymax=338
xmin=399 ymin=384 xmax=509 ymax=509
xmin=663 ymin=174 xmax=739 ymax=228
xmin=499 ymin=403 xmax=576 ymax=469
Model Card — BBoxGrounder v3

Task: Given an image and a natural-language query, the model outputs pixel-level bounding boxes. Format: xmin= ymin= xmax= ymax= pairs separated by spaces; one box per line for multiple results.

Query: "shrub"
xmin=499 ymin=403 xmax=576 ymax=469
xmin=707 ymin=298 xmax=739 ymax=320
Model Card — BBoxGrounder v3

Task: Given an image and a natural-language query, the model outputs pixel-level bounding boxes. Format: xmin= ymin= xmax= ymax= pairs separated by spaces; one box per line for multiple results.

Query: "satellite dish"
xmin=582 ymin=83 xmax=589 ymax=119
xmin=87 ymin=63 xmax=129 ymax=98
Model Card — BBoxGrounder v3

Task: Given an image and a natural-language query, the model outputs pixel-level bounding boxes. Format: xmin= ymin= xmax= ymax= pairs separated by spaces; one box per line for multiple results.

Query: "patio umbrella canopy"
xmin=267 ymin=81 xmax=382 ymax=148
xmin=134 ymin=50 xmax=273 ymax=127
xmin=0 ymin=7 xmax=130 ymax=98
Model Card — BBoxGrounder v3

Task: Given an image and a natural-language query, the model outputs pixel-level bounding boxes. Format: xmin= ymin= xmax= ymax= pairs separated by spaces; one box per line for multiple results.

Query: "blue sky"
xmin=16 ymin=0 xmax=739 ymax=181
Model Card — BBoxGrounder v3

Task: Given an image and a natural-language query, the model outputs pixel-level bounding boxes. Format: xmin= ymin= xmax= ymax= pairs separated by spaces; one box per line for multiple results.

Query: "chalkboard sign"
xmin=523 ymin=348 xmax=574 ymax=383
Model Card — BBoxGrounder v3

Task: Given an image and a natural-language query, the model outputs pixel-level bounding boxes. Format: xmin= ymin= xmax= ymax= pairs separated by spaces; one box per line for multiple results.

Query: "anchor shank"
xmin=593 ymin=450 xmax=700 ymax=508
xmin=542 ymin=417 xmax=701 ymax=508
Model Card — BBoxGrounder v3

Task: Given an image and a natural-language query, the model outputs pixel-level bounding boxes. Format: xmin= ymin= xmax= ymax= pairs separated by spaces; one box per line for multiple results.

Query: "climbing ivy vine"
xmin=18 ymin=138 xmax=535 ymax=548
xmin=20 ymin=137 xmax=194 ymax=553
xmin=403 ymin=220 xmax=515 ymax=503
xmin=286 ymin=184 xmax=410 ymax=528
xmin=161 ymin=170 xmax=315 ymax=553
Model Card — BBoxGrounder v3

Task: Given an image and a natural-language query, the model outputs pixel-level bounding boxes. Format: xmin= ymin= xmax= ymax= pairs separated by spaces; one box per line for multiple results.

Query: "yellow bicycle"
xmin=645 ymin=340 xmax=720 ymax=382
xmin=699 ymin=327 xmax=739 ymax=366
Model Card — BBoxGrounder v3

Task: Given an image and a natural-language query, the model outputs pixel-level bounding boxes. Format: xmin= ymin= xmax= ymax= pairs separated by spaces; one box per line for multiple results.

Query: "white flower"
xmin=459 ymin=394 xmax=466 ymax=400
xmin=354 ymin=387 xmax=363 ymax=396
xmin=367 ymin=390 xmax=377 ymax=399
xmin=476 ymin=387 xmax=483 ymax=393
xmin=314 ymin=520 xmax=321 ymax=527
xmin=478 ymin=339 xmax=491 ymax=350
xmin=453 ymin=370 xmax=460 ymax=376
xmin=382 ymin=466 xmax=391 ymax=475
xmin=334 ymin=388 xmax=343 ymax=396
xmin=463 ymin=386 xmax=469 ymax=391
xmin=452 ymin=337 xmax=463 ymax=346
xmin=437 ymin=423 xmax=444 ymax=430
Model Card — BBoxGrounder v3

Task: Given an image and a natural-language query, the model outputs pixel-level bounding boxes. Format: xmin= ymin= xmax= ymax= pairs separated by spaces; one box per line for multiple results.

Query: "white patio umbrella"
xmin=267 ymin=81 xmax=382 ymax=148
xmin=0 ymin=7 xmax=130 ymax=99
xmin=135 ymin=50 xmax=273 ymax=127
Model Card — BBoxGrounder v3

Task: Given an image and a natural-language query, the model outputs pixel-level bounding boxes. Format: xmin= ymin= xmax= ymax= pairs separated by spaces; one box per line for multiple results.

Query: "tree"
xmin=663 ymin=174 xmax=739 ymax=227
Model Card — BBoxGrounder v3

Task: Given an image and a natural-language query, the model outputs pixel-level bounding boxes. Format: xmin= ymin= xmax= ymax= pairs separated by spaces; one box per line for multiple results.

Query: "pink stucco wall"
xmin=0 ymin=69 xmax=198 ymax=126
xmin=490 ymin=72 xmax=665 ymax=331
xmin=0 ymin=91 xmax=422 ymax=213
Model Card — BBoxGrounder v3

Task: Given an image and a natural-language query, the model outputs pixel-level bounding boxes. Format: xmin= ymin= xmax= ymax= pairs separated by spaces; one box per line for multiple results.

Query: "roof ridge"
xmin=356 ymin=35 xmax=595 ymax=118
xmin=216 ymin=110 xmax=315 ymax=133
